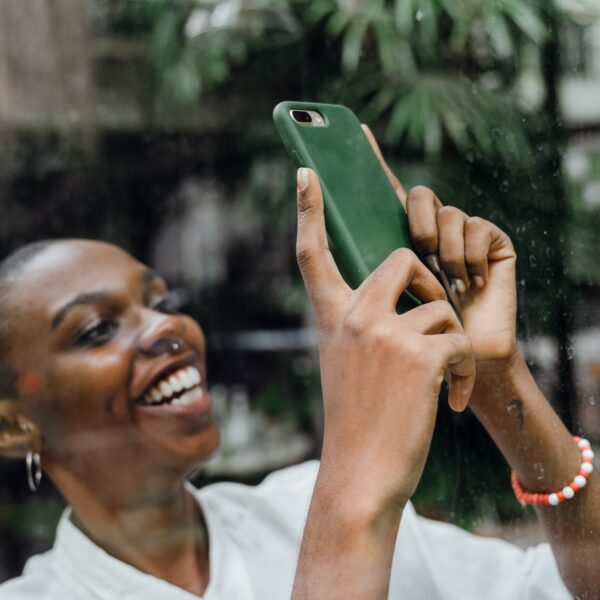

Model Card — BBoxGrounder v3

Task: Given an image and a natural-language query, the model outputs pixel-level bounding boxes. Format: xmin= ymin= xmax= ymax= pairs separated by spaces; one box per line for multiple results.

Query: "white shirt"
xmin=0 ymin=461 xmax=572 ymax=599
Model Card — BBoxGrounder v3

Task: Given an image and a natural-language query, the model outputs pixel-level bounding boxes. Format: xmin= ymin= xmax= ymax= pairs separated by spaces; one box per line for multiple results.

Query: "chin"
xmin=175 ymin=420 xmax=221 ymax=476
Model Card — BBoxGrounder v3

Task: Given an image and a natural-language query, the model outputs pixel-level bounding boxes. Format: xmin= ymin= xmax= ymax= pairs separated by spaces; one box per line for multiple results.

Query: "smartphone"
xmin=274 ymin=100 xmax=422 ymax=311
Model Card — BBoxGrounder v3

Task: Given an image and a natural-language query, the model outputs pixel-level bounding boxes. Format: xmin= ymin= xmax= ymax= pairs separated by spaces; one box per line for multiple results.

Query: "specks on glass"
xmin=589 ymin=396 xmax=596 ymax=406
xmin=565 ymin=345 xmax=576 ymax=360
xmin=528 ymin=254 xmax=537 ymax=268
xmin=292 ymin=355 xmax=313 ymax=377
xmin=533 ymin=462 xmax=545 ymax=481
xmin=415 ymin=9 xmax=423 ymax=22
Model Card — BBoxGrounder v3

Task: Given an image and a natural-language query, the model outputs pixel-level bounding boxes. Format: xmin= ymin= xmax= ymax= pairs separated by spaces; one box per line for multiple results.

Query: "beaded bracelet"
xmin=511 ymin=436 xmax=594 ymax=506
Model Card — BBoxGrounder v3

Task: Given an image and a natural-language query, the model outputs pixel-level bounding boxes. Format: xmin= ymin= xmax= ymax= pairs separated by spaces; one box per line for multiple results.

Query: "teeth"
xmin=179 ymin=369 xmax=193 ymax=388
xmin=171 ymin=387 xmax=203 ymax=407
xmin=141 ymin=365 xmax=202 ymax=406
xmin=188 ymin=366 xmax=201 ymax=386
xmin=159 ymin=381 xmax=173 ymax=398
xmin=169 ymin=374 xmax=183 ymax=392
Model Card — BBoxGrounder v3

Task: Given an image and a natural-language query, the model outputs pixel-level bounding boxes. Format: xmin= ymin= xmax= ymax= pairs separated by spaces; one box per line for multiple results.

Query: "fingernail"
xmin=450 ymin=278 xmax=466 ymax=294
xmin=297 ymin=168 xmax=309 ymax=192
xmin=425 ymin=254 xmax=441 ymax=274
xmin=473 ymin=275 xmax=485 ymax=289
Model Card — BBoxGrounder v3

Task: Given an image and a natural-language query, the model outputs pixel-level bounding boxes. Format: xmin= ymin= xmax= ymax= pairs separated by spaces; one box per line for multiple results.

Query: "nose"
xmin=137 ymin=311 xmax=186 ymax=358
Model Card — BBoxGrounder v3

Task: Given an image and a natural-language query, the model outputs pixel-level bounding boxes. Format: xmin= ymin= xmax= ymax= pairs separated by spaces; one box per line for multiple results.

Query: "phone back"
xmin=274 ymin=101 xmax=417 ymax=307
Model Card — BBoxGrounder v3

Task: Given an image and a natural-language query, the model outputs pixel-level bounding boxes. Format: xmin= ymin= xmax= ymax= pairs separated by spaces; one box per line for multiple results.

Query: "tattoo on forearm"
xmin=507 ymin=399 xmax=525 ymax=431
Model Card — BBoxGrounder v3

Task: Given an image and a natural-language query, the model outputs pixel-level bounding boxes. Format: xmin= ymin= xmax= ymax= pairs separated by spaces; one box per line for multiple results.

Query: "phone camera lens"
xmin=292 ymin=110 xmax=312 ymax=124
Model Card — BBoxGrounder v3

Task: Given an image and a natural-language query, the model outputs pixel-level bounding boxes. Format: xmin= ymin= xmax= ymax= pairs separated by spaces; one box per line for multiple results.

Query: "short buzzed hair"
xmin=0 ymin=240 xmax=61 ymax=396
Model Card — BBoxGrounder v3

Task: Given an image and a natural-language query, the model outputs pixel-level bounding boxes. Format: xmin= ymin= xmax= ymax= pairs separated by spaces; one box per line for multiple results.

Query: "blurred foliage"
xmin=108 ymin=0 xmax=554 ymax=163
xmin=103 ymin=2 xmax=583 ymax=325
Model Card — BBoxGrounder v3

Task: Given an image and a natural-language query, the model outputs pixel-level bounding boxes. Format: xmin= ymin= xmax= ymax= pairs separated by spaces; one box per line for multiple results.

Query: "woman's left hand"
xmin=363 ymin=125 xmax=518 ymax=367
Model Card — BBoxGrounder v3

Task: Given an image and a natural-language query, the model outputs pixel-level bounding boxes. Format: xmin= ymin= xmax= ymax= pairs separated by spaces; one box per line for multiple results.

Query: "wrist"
xmin=469 ymin=350 xmax=525 ymax=410
xmin=475 ymin=348 xmax=523 ymax=378
xmin=314 ymin=461 xmax=407 ymax=533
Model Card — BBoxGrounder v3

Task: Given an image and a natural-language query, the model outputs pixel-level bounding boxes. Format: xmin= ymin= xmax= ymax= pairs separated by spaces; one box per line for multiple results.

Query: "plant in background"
xmin=115 ymin=0 xmax=551 ymax=164
xmin=113 ymin=0 xmax=300 ymax=106
xmin=307 ymin=0 xmax=549 ymax=164
xmin=99 ymin=0 xmax=595 ymax=522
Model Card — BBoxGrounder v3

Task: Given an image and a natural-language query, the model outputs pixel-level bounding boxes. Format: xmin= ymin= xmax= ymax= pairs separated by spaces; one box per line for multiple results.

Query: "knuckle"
xmin=464 ymin=250 xmax=485 ymax=268
xmin=426 ymin=299 xmax=454 ymax=320
xmin=465 ymin=215 xmax=487 ymax=230
xmin=343 ymin=312 xmax=369 ymax=337
xmin=412 ymin=231 xmax=437 ymax=247
xmin=389 ymin=247 xmax=416 ymax=264
xmin=369 ymin=322 xmax=395 ymax=347
xmin=408 ymin=185 xmax=434 ymax=200
xmin=295 ymin=243 xmax=316 ymax=270
xmin=437 ymin=205 xmax=463 ymax=221
xmin=296 ymin=193 xmax=315 ymax=215
xmin=440 ymin=255 xmax=465 ymax=272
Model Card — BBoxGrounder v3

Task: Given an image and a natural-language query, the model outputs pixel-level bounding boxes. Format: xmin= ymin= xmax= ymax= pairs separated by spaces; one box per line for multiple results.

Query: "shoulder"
xmin=198 ymin=460 xmax=319 ymax=504
xmin=0 ymin=551 xmax=59 ymax=600
xmin=195 ymin=460 xmax=319 ymax=537
xmin=391 ymin=507 xmax=572 ymax=599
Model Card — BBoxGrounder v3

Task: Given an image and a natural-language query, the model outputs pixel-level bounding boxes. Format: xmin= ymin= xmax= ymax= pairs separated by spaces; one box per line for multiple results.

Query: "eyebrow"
xmin=50 ymin=268 xmax=160 ymax=331
xmin=142 ymin=268 xmax=158 ymax=287
xmin=51 ymin=291 xmax=110 ymax=331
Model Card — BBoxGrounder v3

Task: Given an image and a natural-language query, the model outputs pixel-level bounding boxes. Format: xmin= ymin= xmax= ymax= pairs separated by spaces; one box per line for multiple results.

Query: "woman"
xmin=0 ymin=131 xmax=597 ymax=599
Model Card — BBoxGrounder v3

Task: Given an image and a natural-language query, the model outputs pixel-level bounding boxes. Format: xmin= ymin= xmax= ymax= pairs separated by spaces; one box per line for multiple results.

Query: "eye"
xmin=151 ymin=292 xmax=182 ymax=315
xmin=75 ymin=319 xmax=118 ymax=347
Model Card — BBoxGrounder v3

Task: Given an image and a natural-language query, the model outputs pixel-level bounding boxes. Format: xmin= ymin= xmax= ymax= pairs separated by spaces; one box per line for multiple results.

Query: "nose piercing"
xmin=145 ymin=337 xmax=184 ymax=357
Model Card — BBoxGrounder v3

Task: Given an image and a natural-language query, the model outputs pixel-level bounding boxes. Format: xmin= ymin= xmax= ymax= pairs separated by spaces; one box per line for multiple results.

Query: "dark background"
xmin=1 ymin=0 xmax=600 ymax=581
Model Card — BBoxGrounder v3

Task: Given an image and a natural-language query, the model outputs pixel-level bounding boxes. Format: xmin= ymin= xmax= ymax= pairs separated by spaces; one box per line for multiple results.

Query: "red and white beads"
xmin=511 ymin=436 xmax=594 ymax=507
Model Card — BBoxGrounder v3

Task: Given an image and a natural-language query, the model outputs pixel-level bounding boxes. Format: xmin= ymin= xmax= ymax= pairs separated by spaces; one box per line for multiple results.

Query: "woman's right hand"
xmin=296 ymin=167 xmax=475 ymax=515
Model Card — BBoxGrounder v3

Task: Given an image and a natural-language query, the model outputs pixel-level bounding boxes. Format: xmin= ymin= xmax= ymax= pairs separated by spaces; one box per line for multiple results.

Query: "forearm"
xmin=291 ymin=470 xmax=403 ymax=600
xmin=471 ymin=351 xmax=600 ymax=598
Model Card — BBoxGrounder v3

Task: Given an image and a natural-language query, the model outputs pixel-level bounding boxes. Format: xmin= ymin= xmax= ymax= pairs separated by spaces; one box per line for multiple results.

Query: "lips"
xmin=134 ymin=363 xmax=203 ymax=407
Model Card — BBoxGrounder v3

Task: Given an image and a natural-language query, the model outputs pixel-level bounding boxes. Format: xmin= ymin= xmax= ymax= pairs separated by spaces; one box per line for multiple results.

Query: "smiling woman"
xmin=0 ymin=239 xmax=221 ymax=596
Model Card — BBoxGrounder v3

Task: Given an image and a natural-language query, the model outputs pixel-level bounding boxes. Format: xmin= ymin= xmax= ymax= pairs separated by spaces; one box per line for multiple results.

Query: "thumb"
xmin=295 ymin=168 xmax=349 ymax=325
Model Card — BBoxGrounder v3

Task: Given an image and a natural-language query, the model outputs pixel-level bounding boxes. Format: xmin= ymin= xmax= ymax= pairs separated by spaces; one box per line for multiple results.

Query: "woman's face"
xmin=6 ymin=240 xmax=219 ymax=501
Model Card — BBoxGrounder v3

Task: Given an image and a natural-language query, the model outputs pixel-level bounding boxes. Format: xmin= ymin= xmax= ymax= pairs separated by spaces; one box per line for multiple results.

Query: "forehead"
xmin=10 ymin=240 xmax=146 ymax=318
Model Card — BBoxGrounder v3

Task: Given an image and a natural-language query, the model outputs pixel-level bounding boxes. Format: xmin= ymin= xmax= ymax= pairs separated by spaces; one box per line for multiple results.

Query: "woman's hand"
xmin=363 ymin=125 xmax=518 ymax=368
xmin=296 ymin=167 xmax=475 ymax=512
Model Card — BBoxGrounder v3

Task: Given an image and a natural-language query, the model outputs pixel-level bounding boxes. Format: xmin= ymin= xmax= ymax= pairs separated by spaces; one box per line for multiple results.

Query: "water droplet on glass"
xmin=533 ymin=462 xmax=545 ymax=481
xmin=529 ymin=255 xmax=537 ymax=267
xmin=566 ymin=346 xmax=576 ymax=360
xmin=415 ymin=9 xmax=423 ymax=21
xmin=589 ymin=396 xmax=596 ymax=406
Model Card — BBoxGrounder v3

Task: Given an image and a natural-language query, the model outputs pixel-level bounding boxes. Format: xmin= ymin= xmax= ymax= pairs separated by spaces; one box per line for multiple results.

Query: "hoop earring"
xmin=26 ymin=450 xmax=42 ymax=492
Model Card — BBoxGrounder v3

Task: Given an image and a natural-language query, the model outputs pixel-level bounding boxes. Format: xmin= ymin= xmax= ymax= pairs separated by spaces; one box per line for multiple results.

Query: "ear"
xmin=0 ymin=400 xmax=42 ymax=459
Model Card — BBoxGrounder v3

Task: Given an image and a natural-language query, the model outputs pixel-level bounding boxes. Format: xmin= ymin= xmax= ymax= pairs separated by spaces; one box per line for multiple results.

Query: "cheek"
xmin=183 ymin=316 xmax=206 ymax=350
xmin=41 ymin=346 xmax=134 ymax=437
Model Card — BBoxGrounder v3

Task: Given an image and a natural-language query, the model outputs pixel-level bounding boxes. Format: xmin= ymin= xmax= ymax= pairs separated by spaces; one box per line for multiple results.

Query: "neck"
xmin=47 ymin=461 xmax=210 ymax=596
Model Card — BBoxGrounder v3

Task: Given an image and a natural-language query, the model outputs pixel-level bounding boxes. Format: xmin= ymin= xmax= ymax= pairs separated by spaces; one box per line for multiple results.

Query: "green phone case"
xmin=273 ymin=100 xmax=419 ymax=310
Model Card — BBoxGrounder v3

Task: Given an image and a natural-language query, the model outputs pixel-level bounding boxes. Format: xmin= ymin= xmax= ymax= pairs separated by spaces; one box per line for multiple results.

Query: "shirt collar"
xmin=52 ymin=487 xmax=215 ymax=600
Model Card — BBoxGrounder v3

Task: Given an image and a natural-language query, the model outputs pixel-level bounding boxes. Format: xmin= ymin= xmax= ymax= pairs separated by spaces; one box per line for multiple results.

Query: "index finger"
xmin=361 ymin=124 xmax=407 ymax=209
xmin=432 ymin=332 xmax=475 ymax=412
xmin=296 ymin=168 xmax=350 ymax=325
